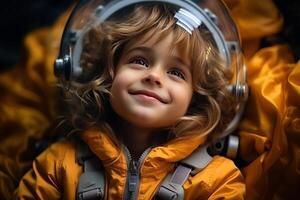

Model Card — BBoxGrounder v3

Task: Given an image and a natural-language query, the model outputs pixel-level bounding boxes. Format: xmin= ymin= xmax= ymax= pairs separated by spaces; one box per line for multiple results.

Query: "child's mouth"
xmin=129 ymin=90 xmax=168 ymax=104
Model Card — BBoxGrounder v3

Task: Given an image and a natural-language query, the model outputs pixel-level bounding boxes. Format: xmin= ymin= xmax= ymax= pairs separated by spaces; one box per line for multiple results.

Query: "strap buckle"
xmin=78 ymin=187 xmax=103 ymax=200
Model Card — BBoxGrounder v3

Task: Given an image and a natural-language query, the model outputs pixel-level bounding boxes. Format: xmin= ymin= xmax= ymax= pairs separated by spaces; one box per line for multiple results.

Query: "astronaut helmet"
xmin=54 ymin=0 xmax=248 ymax=139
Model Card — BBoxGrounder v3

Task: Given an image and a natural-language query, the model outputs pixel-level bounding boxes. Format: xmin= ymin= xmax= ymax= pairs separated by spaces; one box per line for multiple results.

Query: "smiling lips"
xmin=129 ymin=90 xmax=168 ymax=104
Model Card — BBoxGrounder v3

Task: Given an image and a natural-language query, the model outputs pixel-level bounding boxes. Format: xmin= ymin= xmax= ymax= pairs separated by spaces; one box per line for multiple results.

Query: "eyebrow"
xmin=124 ymin=46 xmax=190 ymax=68
xmin=124 ymin=46 xmax=153 ymax=57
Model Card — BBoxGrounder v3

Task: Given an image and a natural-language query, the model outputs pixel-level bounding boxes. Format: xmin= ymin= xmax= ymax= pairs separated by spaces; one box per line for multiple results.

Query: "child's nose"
xmin=143 ymin=68 xmax=163 ymax=86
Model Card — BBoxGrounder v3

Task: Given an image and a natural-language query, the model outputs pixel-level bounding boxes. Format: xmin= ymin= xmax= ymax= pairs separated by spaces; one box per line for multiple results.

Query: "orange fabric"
xmin=0 ymin=0 xmax=299 ymax=199
xmin=239 ymin=45 xmax=300 ymax=199
xmin=225 ymin=0 xmax=283 ymax=58
xmin=15 ymin=128 xmax=245 ymax=199
xmin=226 ymin=1 xmax=300 ymax=199
xmin=0 ymin=12 xmax=69 ymax=199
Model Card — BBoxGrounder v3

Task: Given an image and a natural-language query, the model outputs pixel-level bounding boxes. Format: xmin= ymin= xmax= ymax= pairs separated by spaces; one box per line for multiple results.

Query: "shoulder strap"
xmin=76 ymin=138 xmax=106 ymax=200
xmin=155 ymin=135 xmax=240 ymax=200
xmin=155 ymin=145 xmax=212 ymax=200
xmin=180 ymin=144 xmax=213 ymax=175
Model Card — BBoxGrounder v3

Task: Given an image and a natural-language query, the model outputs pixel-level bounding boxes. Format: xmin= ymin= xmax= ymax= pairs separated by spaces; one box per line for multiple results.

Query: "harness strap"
xmin=76 ymin=139 xmax=105 ymax=200
xmin=155 ymin=145 xmax=213 ymax=200
xmin=180 ymin=145 xmax=213 ymax=175
xmin=156 ymin=165 xmax=191 ymax=200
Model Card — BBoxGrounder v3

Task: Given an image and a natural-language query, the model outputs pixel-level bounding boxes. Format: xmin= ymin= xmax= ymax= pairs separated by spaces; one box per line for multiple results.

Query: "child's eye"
xmin=129 ymin=56 xmax=149 ymax=67
xmin=168 ymin=69 xmax=186 ymax=80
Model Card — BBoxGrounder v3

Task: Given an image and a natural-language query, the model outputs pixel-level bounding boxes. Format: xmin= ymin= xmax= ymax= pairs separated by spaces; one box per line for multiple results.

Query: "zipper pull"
xmin=128 ymin=160 xmax=138 ymax=193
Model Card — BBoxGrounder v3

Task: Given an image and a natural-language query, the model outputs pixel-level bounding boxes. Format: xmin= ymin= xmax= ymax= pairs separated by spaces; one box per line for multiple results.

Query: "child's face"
xmin=110 ymin=33 xmax=193 ymax=130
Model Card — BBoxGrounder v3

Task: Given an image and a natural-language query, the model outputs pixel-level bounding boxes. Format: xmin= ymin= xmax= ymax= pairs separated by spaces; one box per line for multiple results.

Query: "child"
xmin=15 ymin=2 xmax=245 ymax=200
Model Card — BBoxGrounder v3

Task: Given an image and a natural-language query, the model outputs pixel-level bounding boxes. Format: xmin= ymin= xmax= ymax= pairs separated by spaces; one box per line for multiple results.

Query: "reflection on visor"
xmin=174 ymin=8 xmax=202 ymax=34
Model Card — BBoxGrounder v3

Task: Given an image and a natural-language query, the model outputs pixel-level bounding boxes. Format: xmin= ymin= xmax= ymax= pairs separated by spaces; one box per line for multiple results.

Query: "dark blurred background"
xmin=0 ymin=0 xmax=75 ymax=72
xmin=0 ymin=0 xmax=299 ymax=73
xmin=273 ymin=0 xmax=300 ymax=60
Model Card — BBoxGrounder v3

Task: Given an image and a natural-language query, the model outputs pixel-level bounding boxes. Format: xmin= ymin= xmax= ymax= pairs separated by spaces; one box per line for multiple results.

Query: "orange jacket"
xmin=15 ymin=128 xmax=245 ymax=199
xmin=3 ymin=1 xmax=298 ymax=199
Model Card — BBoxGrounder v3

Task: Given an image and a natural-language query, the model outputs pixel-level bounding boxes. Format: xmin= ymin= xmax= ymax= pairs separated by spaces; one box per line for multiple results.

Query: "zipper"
xmin=123 ymin=146 xmax=151 ymax=200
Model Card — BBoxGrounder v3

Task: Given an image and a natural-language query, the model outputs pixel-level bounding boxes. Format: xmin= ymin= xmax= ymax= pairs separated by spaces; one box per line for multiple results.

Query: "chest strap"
xmin=76 ymin=139 xmax=106 ymax=200
xmin=155 ymin=145 xmax=213 ymax=200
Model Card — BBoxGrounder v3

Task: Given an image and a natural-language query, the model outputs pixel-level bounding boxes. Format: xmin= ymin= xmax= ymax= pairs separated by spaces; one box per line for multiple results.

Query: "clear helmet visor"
xmin=55 ymin=0 xmax=248 ymax=138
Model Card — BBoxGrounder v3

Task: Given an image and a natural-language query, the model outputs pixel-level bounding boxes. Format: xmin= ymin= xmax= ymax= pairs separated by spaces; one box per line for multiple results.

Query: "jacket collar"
xmin=81 ymin=127 xmax=207 ymax=166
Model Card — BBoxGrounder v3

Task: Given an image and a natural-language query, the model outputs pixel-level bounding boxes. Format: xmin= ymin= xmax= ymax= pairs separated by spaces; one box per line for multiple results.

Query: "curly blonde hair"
xmin=62 ymin=4 xmax=235 ymax=141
